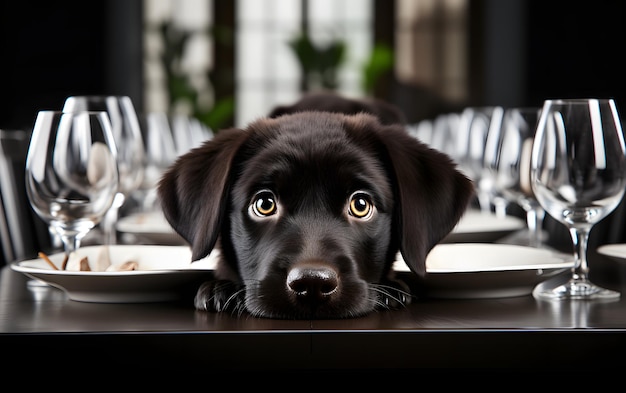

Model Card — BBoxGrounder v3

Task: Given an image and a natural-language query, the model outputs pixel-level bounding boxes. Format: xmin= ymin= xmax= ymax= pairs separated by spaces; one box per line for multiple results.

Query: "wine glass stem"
xmin=102 ymin=192 xmax=125 ymax=245
xmin=493 ymin=196 xmax=507 ymax=219
xmin=569 ymin=227 xmax=591 ymax=281
xmin=103 ymin=206 xmax=119 ymax=245
xmin=60 ymin=234 xmax=82 ymax=255
xmin=526 ymin=206 xmax=545 ymax=247
xmin=477 ymin=191 xmax=492 ymax=214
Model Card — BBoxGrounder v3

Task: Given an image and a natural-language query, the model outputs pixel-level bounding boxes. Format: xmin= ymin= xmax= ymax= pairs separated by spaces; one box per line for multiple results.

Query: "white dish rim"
xmin=452 ymin=210 xmax=526 ymax=234
xmin=597 ymin=243 xmax=626 ymax=259
xmin=11 ymin=245 xmax=215 ymax=276
xmin=394 ymin=243 xmax=574 ymax=273
xmin=116 ymin=211 xmax=176 ymax=235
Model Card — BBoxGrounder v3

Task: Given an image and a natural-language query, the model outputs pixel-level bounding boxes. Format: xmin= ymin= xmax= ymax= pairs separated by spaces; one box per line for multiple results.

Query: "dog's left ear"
xmin=345 ymin=115 xmax=474 ymax=276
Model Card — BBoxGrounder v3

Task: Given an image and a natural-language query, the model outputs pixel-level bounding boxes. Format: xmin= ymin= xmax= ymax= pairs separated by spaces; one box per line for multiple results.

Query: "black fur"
xmin=268 ymin=91 xmax=407 ymax=126
xmin=158 ymin=96 xmax=473 ymax=319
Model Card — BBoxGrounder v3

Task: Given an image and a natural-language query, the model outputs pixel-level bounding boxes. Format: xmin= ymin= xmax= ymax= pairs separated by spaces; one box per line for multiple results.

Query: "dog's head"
xmin=268 ymin=91 xmax=407 ymax=126
xmin=158 ymin=111 xmax=473 ymax=318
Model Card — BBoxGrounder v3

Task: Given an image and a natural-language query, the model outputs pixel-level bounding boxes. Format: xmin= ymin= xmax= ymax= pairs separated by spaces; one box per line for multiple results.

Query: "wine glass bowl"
xmin=25 ymin=111 xmax=119 ymax=255
xmin=493 ymin=107 xmax=547 ymax=247
xmin=531 ymin=98 xmax=626 ymax=300
xmin=63 ymin=96 xmax=145 ymax=199
xmin=63 ymin=95 xmax=145 ymax=244
xmin=135 ymin=111 xmax=179 ymax=212
xmin=457 ymin=106 xmax=505 ymax=214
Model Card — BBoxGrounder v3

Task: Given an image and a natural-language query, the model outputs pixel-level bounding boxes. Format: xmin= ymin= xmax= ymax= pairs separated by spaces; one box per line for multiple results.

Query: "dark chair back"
xmin=0 ymin=129 xmax=51 ymax=267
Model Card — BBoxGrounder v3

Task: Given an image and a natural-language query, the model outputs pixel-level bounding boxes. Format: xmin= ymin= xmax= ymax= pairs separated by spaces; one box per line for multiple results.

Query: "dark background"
xmin=1 ymin=0 xmax=626 ymax=266
xmin=526 ymin=1 xmax=626 ymax=108
xmin=0 ymin=0 xmax=143 ymax=131
xmin=2 ymin=0 xmax=626 ymax=130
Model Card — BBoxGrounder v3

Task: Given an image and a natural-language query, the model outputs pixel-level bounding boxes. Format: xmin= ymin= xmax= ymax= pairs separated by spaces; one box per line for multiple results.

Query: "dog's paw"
xmin=194 ymin=280 xmax=244 ymax=312
xmin=378 ymin=278 xmax=412 ymax=309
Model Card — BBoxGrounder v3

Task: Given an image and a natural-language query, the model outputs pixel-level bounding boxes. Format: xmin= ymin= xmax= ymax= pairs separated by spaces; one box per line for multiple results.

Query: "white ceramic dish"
xmin=13 ymin=243 xmax=573 ymax=303
xmin=116 ymin=211 xmax=185 ymax=245
xmin=442 ymin=209 xmax=526 ymax=243
xmin=11 ymin=245 xmax=217 ymax=303
xmin=597 ymin=243 xmax=626 ymax=263
xmin=393 ymin=243 xmax=574 ymax=299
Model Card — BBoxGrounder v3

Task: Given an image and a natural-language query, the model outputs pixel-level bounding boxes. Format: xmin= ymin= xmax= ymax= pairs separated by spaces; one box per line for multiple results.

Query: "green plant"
xmin=288 ymin=33 xmax=346 ymax=90
xmin=361 ymin=43 xmax=394 ymax=95
xmin=287 ymin=32 xmax=393 ymax=97
xmin=157 ymin=22 xmax=234 ymax=132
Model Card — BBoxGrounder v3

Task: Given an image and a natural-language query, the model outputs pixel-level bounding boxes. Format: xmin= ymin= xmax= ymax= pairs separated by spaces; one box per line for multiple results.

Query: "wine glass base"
xmin=533 ymin=277 xmax=620 ymax=300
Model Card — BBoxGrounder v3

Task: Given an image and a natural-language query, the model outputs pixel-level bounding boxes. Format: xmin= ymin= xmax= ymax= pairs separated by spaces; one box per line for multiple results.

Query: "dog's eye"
xmin=250 ymin=191 xmax=277 ymax=217
xmin=348 ymin=192 xmax=373 ymax=219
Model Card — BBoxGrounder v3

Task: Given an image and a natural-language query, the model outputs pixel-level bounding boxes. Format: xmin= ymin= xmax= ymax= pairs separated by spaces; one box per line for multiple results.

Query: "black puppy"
xmin=158 ymin=99 xmax=473 ymax=319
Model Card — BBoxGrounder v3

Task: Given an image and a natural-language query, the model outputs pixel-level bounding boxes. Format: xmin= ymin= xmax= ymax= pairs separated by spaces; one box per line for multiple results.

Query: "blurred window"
xmin=144 ymin=0 xmax=373 ymax=127
xmin=395 ymin=0 xmax=468 ymax=103
xmin=143 ymin=0 xmax=214 ymax=116
xmin=236 ymin=0 xmax=373 ymax=126
xmin=143 ymin=0 xmax=471 ymax=125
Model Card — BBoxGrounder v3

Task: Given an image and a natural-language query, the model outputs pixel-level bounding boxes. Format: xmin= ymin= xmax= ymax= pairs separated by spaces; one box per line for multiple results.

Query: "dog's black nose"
xmin=287 ymin=264 xmax=338 ymax=301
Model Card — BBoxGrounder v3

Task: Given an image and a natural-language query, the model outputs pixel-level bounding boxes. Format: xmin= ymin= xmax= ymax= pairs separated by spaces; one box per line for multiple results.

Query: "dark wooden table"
xmin=3 ymin=247 xmax=626 ymax=373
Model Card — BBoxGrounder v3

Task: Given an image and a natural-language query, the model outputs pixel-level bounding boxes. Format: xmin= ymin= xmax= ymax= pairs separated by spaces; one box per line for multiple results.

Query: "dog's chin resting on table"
xmin=158 ymin=98 xmax=474 ymax=319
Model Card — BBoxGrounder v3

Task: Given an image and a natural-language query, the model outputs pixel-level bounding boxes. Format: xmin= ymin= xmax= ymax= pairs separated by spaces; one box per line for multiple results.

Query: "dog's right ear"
xmin=157 ymin=128 xmax=249 ymax=261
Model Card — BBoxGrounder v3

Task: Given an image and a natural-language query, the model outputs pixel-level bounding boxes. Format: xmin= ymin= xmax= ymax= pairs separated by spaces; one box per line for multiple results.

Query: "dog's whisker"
xmin=369 ymin=284 xmax=410 ymax=309
xmin=223 ymin=287 xmax=245 ymax=310
xmin=367 ymin=297 xmax=386 ymax=310
xmin=222 ymin=279 xmax=264 ymax=317
xmin=370 ymin=295 xmax=392 ymax=310
xmin=374 ymin=283 xmax=412 ymax=303
xmin=233 ymin=299 xmax=249 ymax=318
xmin=374 ymin=282 xmax=412 ymax=297
xmin=367 ymin=287 xmax=392 ymax=309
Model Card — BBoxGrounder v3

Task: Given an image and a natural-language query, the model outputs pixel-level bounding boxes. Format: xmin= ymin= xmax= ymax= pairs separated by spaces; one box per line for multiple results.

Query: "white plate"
xmin=394 ymin=243 xmax=574 ymax=299
xmin=597 ymin=243 xmax=626 ymax=262
xmin=442 ymin=209 xmax=526 ymax=243
xmin=13 ymin=243 xmax=572 ymax=303
xmin=11 ymin=245 xmax=217 ymax=303
xmin=116 ymin=211 xmax=185 ymax=245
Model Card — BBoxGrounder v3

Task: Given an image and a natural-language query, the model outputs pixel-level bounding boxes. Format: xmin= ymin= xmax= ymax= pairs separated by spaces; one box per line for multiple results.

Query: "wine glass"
xmin=430 ymin=112 xmax=461 ymax=159
xmin=490 ymin=107 xmax=547 ymax=247
xmin=63 ymin=96 xmax=145 ymax=244
xmin=25 ymin=111 xmax=119 ymax=256
xmin=134 ymin=111 xmax=179 ymax=212
xmin=531 ymin=98 xmax=626 ymax=300
xmin=170 ymin=114 xmax=213 ymax=156
xmin=456 ymin=106 xmax=505 ymax=214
